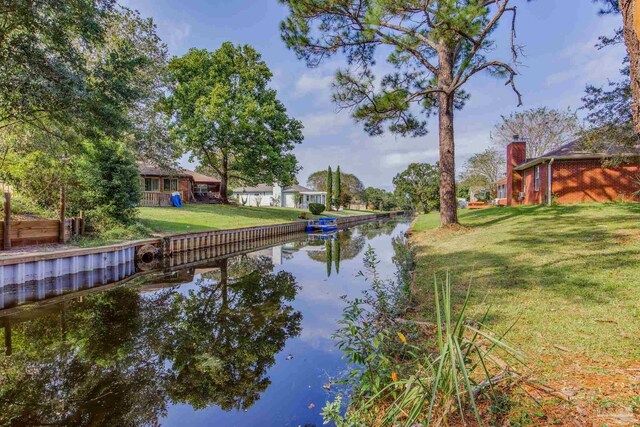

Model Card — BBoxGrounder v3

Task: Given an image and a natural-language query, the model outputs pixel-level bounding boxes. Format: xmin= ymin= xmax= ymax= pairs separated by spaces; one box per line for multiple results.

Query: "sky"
xmin=120 ymin=0 xmax=626 ymax=190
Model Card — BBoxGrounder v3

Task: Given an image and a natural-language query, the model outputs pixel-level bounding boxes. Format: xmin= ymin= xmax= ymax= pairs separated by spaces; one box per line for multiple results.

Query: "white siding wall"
xmin=283 ymin=193 xmax=297 ymax=208
xmin=235 ymin=192 xmax=272 ymax=207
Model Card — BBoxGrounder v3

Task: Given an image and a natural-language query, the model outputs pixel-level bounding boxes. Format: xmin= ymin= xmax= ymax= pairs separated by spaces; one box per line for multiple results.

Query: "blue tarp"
xmin=171 ymin=193 xmax=183 ymax=208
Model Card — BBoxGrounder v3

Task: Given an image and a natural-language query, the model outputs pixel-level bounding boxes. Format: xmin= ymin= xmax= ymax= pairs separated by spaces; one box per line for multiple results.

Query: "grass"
xmin=409 ymin=203 xmax=640 ymax=420
xmin=138 ymin=204 xmax=374 ymax=234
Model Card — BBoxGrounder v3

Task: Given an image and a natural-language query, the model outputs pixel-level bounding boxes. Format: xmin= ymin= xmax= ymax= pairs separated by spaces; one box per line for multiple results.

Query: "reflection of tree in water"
xmin=306 ymin=229 xmax=366 ymax=274
xmin=0 ymin=287 xmax=166 ymax=427
xmin=0 ymin=256 xmax=302 ymax=426
xmin=357 ymin=220 xmax=400 ymax=239
xmin=159 ymin=256 xmax=302 ymax=411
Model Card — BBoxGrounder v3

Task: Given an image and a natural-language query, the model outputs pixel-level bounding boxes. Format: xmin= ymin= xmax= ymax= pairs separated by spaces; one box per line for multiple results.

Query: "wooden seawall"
xmin=0 ymin=211 xmax=404 ymax=288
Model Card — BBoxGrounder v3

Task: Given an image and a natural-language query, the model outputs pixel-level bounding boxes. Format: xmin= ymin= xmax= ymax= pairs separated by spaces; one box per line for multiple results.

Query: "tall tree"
xmin=582 ymin=1 xmax=638 ymax=153
xmin=393 ymin=163 xmax=440 ymax=213
xmin=0 ymin=0 xmax=114 ymax=134
xmin=166 ymin=43 xmax=303 ymax=203
xmin=280 ymin=0 xmax=524 ymax=226
xmin=334 ymin=166 xmax=342 ymax=208
xmin=307 ymin=169 xmax=365 ymax=207
xmin=459 ymin=148 xmax=505 ymax=198
xmin=492 ymin=108 xmax=580 ymax=158
xmin=604 ymin=0 xmax=640 ymax=134
xmin=326 ymin=166 xmax=333 ymax=210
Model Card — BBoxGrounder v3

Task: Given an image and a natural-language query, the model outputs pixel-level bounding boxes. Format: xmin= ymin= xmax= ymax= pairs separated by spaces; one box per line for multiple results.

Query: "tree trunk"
xmin=438 ymin=93 xmax=458 ymax=226
xmin=219 ymin=154 xmax=229 ymax=204
xmin=437 ymin=46 xmax=458 ymax=226
xmin=620 ymin=0 xmax=640 ymax=134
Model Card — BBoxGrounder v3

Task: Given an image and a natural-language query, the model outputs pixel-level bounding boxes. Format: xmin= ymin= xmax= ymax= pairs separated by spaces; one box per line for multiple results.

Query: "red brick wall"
xmin=506 ymin=141 xmax=526 ymax=206
xmin=551 ymin=159 xmax=640 ymax=203
xmin=520 ymin=163 xmax=549 ymax=205
xmin=178 ymin=178 xmax=192 ymax=202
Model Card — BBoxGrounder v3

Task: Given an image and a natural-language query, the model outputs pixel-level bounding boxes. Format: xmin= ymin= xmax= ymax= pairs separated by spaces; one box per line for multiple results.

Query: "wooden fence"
xmin=140 ymin=192 xmax=174 ymax=207
xmin=0 ymin=218 xmax=84 ymax=250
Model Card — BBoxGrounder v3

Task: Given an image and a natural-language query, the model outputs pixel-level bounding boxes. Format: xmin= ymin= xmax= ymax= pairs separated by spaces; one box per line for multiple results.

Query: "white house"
xmin=232 ymin=183 xmax=327 ymax=208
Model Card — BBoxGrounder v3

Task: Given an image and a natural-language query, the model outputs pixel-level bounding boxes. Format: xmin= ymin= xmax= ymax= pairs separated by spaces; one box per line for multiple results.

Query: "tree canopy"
xmin=307 ymin=169 xmax=365 ymax=207
xmin=580 ymin=1 xmax=637 ymax=155
xmin=280 ymin=0 xmax=525 ymax=225
xmin=459 ymin=148 xmax=504 ymax=198
xmin=165 ymin=42 xmax=303 ymax=203
xmin=0 ymin=3 xmax=173 ymax=228
xmin=393 ymin=163 xmax=440 ymax=213
xmin=0 ymin=3 xmax=170 ymax=150
xmin=492 ymin=108 xmax=580 ymax=158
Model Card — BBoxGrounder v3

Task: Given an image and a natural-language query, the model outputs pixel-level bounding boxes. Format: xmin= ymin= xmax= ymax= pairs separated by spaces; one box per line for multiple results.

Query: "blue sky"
xmin=121 ymin=0 xmax=626 ymax=190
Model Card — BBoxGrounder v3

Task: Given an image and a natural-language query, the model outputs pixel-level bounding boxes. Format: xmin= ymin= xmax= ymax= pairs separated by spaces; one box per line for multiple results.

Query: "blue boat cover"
xmin=171 ymin=194 xmax=183 ymax=208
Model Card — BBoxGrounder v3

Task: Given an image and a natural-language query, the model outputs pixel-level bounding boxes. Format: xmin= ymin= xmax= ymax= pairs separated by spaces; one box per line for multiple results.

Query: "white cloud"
xmin=159 ymin=20 xmax=192 ymax=52
xmin=381 ymin=149 xmax=440 ymax=167
xmin=544 ymin=18 xmax=626 ymax=88
xmin=293 ymin=72 xmax=334 ymax=98
xmin=299 ymin=111 xmax=350 ymax=137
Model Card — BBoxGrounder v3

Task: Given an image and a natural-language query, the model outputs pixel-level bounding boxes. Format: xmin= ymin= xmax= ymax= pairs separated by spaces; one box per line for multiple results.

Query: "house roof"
xmin=514 ymin=138 xmax=640 ymax=171
xmin=232 ymin=183 xmax=327 ymax=194
xmin=232 ymin=184 xmax=274 ymax=193
xmin=138 ymin=163 xmax=220 ymax=183
xmin=183 ymin=170 xmax=220 ymax=184
xmin=138 ymin=163 xmax=190 ymax=178
xmin=283 ymin=184 xmax=313 ymax=193
xmin=495 ymin=177 xmax=507 ymax=185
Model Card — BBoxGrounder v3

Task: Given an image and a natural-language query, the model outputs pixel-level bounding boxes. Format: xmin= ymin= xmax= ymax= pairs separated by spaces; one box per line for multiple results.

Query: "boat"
xmin=306 ymin=217 xmax=338 ymax=233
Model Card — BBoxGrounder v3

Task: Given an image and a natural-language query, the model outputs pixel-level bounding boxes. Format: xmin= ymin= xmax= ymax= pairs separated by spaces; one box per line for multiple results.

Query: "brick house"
xmin=505 ymin=136 xmax=640 ymax=206
xmin=138 ymin=164 xmax=221 ymax=206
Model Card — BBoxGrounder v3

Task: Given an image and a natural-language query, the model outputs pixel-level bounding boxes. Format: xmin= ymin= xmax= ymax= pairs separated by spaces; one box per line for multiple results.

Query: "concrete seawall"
xmin=0 ymin=211 xmax=403 ymax=289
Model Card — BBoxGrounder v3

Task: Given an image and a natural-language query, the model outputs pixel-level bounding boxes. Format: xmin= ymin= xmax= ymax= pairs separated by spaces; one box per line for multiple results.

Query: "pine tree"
xmin=326 ymin=166 xmax=332 ymax=211
xmin=335 ymin=166 xmax=342 ymax=209
xmin=280 ymin=0 xmax=524 ymax=225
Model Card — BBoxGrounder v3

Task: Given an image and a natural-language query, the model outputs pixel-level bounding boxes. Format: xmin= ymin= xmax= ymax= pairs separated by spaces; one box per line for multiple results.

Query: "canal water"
xmin=0 ymin=218 xmax=411 ymax=426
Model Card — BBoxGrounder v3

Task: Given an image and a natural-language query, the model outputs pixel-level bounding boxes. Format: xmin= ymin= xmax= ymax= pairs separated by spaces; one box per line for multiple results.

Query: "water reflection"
xmin=0 ymin=256 xmax=301 ymax=426
xmin=0 ymin=218 xmax=411 ymax=426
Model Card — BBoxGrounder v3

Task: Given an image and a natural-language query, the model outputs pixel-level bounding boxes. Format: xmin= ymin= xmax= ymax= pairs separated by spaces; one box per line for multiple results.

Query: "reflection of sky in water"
xmin=162 ymin=220 xmax=410 ymax=427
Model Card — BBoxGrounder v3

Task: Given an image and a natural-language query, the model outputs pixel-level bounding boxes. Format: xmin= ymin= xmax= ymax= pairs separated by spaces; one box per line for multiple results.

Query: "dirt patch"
xmin=614 ymin=228 xmax=640 ymax=245
xmin=517 ymin=354 xmax=640 ymax=426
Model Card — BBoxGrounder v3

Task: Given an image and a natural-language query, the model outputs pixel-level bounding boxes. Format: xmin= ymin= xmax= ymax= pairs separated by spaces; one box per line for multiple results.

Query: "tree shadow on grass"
xmin=413 ymin=210 xmax=638 ymax=316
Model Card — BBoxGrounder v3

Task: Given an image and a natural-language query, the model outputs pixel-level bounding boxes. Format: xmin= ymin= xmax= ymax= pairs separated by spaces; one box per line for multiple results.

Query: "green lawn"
xmin=410 ymin=203 xmax=640 ymax=416
xmin=138 ymin=204 xmax=374 ymax=234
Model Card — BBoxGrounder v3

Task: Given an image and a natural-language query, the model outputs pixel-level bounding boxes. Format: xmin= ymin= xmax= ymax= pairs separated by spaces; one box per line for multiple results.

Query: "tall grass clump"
xmin=323 ymin=245 xmax=525 ymax=426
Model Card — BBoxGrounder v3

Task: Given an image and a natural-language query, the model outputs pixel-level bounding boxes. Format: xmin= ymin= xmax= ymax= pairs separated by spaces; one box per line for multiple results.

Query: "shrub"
xmin=323 ymin=248 xmax=525 ymax=426
xmin=308 ymin=203 xmax=325 ymax=215
xmin=77 ymin=138 xmax=141 ymax=227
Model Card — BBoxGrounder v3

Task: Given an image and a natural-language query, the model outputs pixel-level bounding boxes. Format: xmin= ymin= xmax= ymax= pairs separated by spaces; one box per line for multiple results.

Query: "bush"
xmin=77 ymin=138 xmax=141 ymax=227
xmin=308 ymin=203 xmax=325 ymax=215
xmin=5 ymin=192 xmax=55 ymax=218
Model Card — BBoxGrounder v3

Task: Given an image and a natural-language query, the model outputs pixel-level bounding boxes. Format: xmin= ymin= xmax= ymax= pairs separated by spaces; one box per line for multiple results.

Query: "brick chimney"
xmin=506 ymin=135 xmax=526 ymax=206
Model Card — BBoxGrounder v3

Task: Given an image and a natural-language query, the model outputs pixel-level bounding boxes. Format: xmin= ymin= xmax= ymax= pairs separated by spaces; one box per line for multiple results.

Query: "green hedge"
xmin=308 ymin=203 xmax=325 ymax=215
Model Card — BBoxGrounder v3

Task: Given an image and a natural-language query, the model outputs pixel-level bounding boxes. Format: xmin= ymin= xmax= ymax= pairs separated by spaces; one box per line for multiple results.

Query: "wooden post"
xmin=3 ymin=192 xmax=10 ymax=250
xmin=79 ymin=210 xmax=85 ymax=235
xmin=58 ymin=187 xmax=66 ymax=244
xmin=4 ymin=322 xmax=11 ymax=356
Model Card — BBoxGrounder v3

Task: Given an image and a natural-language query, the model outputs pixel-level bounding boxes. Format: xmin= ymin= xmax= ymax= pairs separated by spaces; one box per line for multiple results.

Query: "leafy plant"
xmin=324 ymin=247 xmax=525 ymax=426
xmin=308 ymin=203 xmax=325 ymax=215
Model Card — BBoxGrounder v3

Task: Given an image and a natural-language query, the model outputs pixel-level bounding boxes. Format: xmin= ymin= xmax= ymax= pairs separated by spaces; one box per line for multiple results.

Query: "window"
xmin=534 ymin=166 xmax=540 ymax=191
xmin=163 ymin=178 xmax=178 ymax=192
xmin=162 ymin=178 xmax=178 ymax=193
xmin=144 ymin=178 xmax=159 ymax=192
